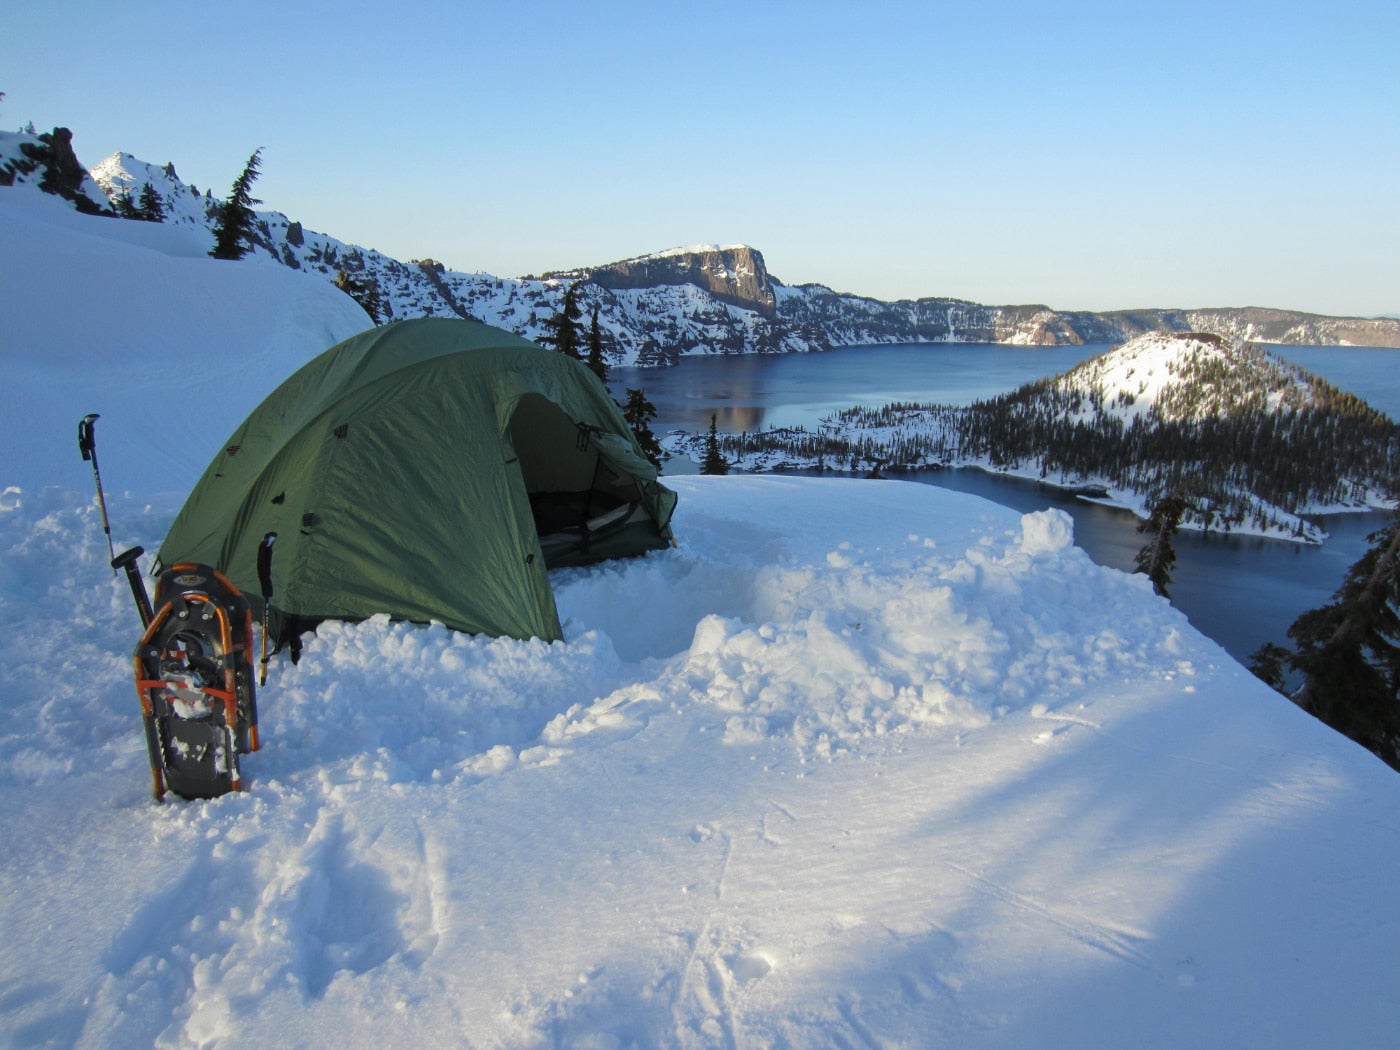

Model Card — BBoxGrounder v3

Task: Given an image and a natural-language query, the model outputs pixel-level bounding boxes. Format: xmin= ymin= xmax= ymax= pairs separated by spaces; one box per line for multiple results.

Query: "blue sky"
xmin=4 ymin=0 xmax=1397 ymax=314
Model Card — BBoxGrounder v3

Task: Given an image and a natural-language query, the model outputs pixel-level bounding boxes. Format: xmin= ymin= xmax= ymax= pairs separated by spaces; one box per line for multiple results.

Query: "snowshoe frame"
xmin=132 ymin=563 xmax=260 ymax=800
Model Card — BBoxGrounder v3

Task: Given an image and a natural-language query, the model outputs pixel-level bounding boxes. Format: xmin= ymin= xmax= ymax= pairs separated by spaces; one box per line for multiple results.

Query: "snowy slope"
xmin=0 ymin=185 xmax=371 ymax=497
xmin=5 ymin=478 xmax=1400 ymax=1048
xmin=1053 ymin=331 xmax=1315 ymax=423
xmin=4 ymin=155 xmax=1400 ymax=1049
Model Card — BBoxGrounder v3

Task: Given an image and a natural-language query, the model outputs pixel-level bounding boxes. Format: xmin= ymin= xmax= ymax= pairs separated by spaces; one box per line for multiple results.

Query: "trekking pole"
xmin=112 ymin=545 xmax=154 ymax=628
xmin=77 ymin=413 xmax=117 ymax=571
xmin=256 ymin=532 xmax=277 ymax=686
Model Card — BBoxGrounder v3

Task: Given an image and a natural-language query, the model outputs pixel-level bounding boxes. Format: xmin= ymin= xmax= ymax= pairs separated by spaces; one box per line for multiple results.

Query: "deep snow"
xmin=4 ymin=169 xmax=1400 ymax=1049
xmin=0 ymin=188 xmax=369 ymax=498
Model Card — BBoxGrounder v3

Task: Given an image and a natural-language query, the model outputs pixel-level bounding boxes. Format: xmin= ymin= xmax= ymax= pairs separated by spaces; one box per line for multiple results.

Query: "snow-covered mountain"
xmin=1052 ymin=331 xmax=1338 ymax=422
xmin=11 ymin=128 xmax=1400 ymax=367
xmin=0 ymin=126 xmax=110 ymax=212
xmin=6 ymin=127 xmax=1400 ymax=1049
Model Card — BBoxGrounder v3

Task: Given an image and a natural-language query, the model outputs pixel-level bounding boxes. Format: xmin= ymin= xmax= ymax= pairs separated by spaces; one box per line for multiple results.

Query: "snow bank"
xmin=0 ymin=191 xmax=371 ymax=498
xmin=4 ymin=475 xmax=1400 ymax=1048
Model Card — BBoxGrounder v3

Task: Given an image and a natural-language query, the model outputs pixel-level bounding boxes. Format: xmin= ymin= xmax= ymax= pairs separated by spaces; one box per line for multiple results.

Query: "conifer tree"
xmin=622 ymin=387 xmax=663 ymax=470
xmin=540 ymin=282 xmax=583 ymax=359
xmin=113 ymin=186 xmax=139 ymax=219
xmin=209 ymin=148 xmax=263 ymax=260
xmin=1250 ymin=510 xmax=1400 ymax=770
xmin=586 ymin=305 xmax=608 ymax=381
xmin=1133 ymin=494 xmax=1187 ymax=598
xmin=137 ymin=182 xmax=165 ymax=222
xmin=701 ymin=414 xmax=730 ymax=476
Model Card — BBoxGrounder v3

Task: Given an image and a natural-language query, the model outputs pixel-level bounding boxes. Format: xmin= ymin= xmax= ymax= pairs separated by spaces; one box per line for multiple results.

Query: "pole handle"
xmin=78 ymin=413 xmax=98 ymax=461
xmin=78 ymin=413 xmax=116 ymax=569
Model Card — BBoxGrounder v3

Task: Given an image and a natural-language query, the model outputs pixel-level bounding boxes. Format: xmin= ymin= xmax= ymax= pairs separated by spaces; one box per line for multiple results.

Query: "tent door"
xmin=507 ymin=394 xmax=643 ymax=568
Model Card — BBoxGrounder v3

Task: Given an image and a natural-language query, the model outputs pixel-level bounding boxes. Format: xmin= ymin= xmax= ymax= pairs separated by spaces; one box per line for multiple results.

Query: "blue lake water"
xmin=609 ymin=343 xmax=1400 ymax=666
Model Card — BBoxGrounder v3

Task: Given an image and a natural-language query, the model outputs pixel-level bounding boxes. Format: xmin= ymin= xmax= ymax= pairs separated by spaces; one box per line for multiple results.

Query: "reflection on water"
xmin=710 ymin=404 xmax=768 ymax=433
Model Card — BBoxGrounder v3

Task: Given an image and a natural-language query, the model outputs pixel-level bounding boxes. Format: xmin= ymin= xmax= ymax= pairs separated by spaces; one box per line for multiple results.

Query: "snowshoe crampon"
xmin=133 ymin=563 xmax=260 ymax=801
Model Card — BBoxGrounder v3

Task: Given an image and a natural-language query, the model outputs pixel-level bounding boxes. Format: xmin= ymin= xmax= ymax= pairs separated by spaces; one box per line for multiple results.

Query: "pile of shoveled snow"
xmin=4 ymin=475 xmax=1400 ymax=1049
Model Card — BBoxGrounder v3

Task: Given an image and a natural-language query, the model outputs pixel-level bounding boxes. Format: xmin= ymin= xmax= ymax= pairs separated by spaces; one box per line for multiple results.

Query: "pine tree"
xmin=112 ymin=186 xmax=139 ymax=219
xmin=1251 ymin=510 xmax=1400 ymax=769
xmin=585 ymin=305 xmax=608 ymax=381
xmin=137 ymin=182 xmax=165 ymax=222
xmin=540 ymin=282 xmax=583 ymax=359
xmin=622 ymin=388 xmax=663 ymax=470
xmin=209 ymin=148 xmax=263 ymax=260
xmin=1133 ymin=494 xmax=1187 ymax=598
xmin=1288 ymin=515 xmax=1400 ymax=767
xmin=701 ymin=414 xmax=730 ymax=476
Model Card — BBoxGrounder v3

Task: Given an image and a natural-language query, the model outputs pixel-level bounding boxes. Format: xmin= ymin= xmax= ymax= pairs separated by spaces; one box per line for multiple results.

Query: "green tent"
xmin=157 ymin=317 xmax=677 ymax=644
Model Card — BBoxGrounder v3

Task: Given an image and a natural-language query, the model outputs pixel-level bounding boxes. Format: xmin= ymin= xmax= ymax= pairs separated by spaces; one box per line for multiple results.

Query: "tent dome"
xmin=158 ymin=318 xmax=676 ymax=644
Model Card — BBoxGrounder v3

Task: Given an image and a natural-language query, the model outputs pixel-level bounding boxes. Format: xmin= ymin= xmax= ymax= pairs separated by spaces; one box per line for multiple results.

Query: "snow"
xmin=0 ymin=186 xmax=370 ymax=498
xmin=636 ymin=244 xmax=753 ymax=262
xmin=0 ymin=130 xmax=112 ymax=212
xmin=5 ymin=170 xmax=1400 ymax=1049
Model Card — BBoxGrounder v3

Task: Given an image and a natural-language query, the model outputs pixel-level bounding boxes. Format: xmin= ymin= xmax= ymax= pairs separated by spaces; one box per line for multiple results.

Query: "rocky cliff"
xmin=576 ymin=245 xmax=778 ymax=317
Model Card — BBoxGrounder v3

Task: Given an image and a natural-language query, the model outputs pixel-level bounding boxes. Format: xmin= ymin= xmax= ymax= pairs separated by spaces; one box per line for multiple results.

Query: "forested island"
xmin=664 ymin=332 xmax=1399 ymax=542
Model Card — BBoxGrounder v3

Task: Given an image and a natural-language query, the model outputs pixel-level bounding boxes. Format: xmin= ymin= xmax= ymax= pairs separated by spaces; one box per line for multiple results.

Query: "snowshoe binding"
xmin=133 ymin=563 xmax=260 ymax=800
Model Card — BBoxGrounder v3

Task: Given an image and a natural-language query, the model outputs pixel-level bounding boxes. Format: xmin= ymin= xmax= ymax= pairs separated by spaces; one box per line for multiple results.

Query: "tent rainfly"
xmin=156 ymin=317 xmax=677 ymax=646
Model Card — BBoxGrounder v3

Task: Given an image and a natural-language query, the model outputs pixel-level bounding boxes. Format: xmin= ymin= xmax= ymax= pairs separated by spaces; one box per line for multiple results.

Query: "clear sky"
xmin=4 ymin=0 xmax=1397 ymax=315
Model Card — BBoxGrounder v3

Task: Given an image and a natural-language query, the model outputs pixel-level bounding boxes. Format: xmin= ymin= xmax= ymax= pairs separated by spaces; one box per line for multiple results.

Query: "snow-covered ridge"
xmin=8 ymin=129 xmax=1400 ymax=367
xmin=634 ymin=243 xmax=752 ymax=261
xmin=0 ymin=128 xmax=110 ymax=211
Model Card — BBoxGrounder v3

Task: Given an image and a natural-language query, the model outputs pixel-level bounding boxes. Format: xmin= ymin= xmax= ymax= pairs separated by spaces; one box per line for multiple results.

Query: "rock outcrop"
xmin=581 ymin=245 xmax=778 ymax=317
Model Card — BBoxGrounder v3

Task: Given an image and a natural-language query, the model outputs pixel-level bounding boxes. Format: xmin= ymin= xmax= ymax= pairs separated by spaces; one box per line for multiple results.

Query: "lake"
xmin=609 ymin=343 xmax=1400 ymax=667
